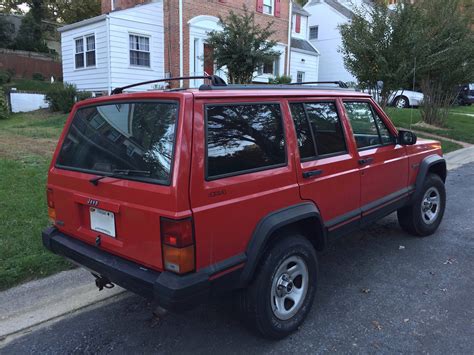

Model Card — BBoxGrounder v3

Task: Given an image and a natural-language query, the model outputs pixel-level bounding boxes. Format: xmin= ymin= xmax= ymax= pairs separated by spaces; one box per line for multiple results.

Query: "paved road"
xmin=2 ymin=164 xmax=473 ymax=354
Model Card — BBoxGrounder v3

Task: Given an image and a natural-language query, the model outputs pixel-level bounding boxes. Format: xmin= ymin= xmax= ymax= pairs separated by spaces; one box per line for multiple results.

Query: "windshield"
xmin=56 ymin=101 xmax=179 ymax=184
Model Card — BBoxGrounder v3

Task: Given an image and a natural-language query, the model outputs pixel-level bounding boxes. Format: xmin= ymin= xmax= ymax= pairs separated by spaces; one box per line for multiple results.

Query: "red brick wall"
xmin=0 ymin=49 xmax=62 ymax=80
xmin=101 ymin=0 xmax=290 ymax=83
xmin=165 ymin=0 xmax=290 ymax=81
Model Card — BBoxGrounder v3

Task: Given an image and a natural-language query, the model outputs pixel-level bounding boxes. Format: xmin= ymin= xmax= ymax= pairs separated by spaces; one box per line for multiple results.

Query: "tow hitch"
xmin=92 ymin=273 xmax=115 ymax=291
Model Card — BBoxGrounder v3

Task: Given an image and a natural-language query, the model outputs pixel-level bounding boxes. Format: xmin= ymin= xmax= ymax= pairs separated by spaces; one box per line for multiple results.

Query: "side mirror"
xmin=398 ymin=130 xmax=417 ymax=145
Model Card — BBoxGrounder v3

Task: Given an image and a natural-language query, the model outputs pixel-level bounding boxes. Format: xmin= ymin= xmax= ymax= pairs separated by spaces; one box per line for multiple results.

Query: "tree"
xmin=13 ymin=0 xmax=49 ymax=52
xmin=339 ymin=1 xmax=420 ymax=107
xmin=0 ymin=15 xmax=15 ymax=48
xmin=205 ymin=6 xmax=281 ymax=84
xmin=1 ymin=0 xmax=100 ymax=24
xmin=414 ymin=0 xmax=474 ymax=125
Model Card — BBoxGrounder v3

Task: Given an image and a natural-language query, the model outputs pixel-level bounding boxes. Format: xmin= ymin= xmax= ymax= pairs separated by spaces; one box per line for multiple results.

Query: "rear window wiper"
xmin=89 ymin=169 xmax=151 ymax=186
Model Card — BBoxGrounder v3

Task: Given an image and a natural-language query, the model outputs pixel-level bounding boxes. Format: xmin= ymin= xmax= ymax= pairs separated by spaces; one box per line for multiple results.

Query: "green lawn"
xmin=3 ymin=79 xmax=56 ymax=94
xmin=0 ymin=111 xmax=71 ymax=290
xmin=386 ymin=106 xmax=474 ymax=144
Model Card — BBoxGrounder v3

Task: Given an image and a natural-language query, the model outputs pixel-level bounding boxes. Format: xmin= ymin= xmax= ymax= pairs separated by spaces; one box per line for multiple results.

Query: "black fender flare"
xmin=239 ymin=202 xmax=324 ymax=286
xmin=414 ymin=154 xmax=447 ymax=199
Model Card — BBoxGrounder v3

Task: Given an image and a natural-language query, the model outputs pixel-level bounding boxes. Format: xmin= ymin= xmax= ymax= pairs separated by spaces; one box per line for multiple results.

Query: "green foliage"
xmin=76 ymin=90 xmax=93 ymax=102
xmin=339 ymin=1 xmax=420 ymax=108
xmin=0 ymin=70 xmax=13 ymax=85
xmin=13 ymin=1 xmax=49 ymax=53
xmin=205 ymin=6 xmax=281 ymax=84
xmin=32 ymin=72 xmax=45 ymax=81
xmin=414 ymin=0 xmax=474 ymax=125
xmin=0 ymin=14 xmax=15 ymax=48
xmin=45 ymin=83 xmax=77 ymax=113
xmin=269 ymin=75 xmax=292 ymax=84
xmin=0 ymin=87 xmax=10 ymax=120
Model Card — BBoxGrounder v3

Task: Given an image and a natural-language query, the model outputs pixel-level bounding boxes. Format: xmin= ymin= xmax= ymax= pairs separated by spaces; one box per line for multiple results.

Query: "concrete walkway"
xmin=399 ymin=127 xmax=472 ymax=148
xmin=1 ymin=148 xmax=473 ymax=342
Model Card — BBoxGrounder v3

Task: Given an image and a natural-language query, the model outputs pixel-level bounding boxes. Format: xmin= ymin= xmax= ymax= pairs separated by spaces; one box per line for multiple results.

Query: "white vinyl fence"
xmin=10 ymin=92 xmax=49 ymax=113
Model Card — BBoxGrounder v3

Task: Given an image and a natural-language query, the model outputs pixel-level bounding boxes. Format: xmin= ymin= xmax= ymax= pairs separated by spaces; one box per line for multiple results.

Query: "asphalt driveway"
xmin=2 ymin=163 xmax=473 ymax=354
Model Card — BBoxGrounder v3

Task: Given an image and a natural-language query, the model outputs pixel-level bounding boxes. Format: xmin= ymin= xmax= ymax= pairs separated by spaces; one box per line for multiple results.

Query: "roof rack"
xmin=111 ymin=75 xmax=227 ymax=95
xmin=288 ymin=81 xmax=349 ymax=88
xmin=198 ymin=83 xmax=351 ymax=91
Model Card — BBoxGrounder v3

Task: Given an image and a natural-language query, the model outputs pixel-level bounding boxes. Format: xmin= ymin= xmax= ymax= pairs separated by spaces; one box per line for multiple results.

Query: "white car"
xmin=389 ymin=90 xmax=424 ymax=108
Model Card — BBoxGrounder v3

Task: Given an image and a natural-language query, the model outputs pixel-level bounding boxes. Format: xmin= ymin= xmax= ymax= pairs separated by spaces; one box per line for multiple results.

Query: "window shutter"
xmin=256 ymin=0 xmax=263 ymax=13
xmin=274 ymin=0 xmax=281 ymax=17
xmin=295 ymin=14 xmax=301 ymax=33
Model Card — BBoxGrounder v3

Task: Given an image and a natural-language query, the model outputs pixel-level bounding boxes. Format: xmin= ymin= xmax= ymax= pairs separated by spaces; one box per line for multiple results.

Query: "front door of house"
xmin=204 ymin=44 xmax=214 ymax=76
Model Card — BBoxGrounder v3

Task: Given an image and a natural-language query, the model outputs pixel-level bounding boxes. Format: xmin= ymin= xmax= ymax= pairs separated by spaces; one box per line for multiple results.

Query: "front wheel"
xmin=397 ymin=174 xmax=446 ymax=236
xmin=239 ymin=235 xmax=318 ymax=339
xmin=394 ymin=96 xmax=410 ymax=109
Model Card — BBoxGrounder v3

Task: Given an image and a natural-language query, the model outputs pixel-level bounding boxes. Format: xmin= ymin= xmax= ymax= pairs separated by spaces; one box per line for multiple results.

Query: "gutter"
xmin=179 ymin=0 xmax=184 ymax=87
xmin=287 ymin=1 xmax=293 ymax=76
xmin=106 ymin=15 xmax=112 ymax=95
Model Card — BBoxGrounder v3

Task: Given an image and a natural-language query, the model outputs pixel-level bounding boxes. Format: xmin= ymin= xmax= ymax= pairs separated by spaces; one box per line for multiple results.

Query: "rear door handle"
xmin=358 ymin=157 xmax=374 ymax=165
xmin=303 ymin=169 xmax=323 ymax=179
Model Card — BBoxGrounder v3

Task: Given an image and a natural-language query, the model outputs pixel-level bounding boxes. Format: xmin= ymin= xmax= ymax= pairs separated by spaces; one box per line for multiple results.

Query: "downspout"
xmin=106 ymin=15 xmax=112 ymax=94
xmin=179 ymin=0 xmax=184 ymax=87
xmin=287 ymin=0 xmax=293 ymax=77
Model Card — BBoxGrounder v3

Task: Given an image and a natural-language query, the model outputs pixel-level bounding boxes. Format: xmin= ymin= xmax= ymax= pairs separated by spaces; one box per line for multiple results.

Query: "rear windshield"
xmin=56 ymin=101 xmax=179 ymax=184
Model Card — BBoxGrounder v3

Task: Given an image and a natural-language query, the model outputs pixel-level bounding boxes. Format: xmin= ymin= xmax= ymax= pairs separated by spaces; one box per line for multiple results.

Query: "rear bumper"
xmin=42 ymin=227 xmax=240 ymax=310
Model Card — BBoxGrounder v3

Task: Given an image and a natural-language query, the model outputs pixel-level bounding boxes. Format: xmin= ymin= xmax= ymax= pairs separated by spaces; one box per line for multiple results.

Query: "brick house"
xmin=58 ymin=0 xmax=319 ymax=93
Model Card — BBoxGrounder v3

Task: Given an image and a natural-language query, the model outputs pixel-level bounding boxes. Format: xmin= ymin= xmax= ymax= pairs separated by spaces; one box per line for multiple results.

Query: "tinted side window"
xmin=206 ymin=103 xmax=286 ymax=179
xmin=344 ymin=102 xmax=381 ymax=149
xmin=305 ymin=102 xmax=347 ymax=156
xmin=289 ymin=103 xmax=317 ymax=160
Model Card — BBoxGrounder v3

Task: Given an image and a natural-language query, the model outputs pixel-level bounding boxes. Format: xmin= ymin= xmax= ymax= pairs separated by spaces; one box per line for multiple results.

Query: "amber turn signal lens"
xmin=48 ymin=207 xmax=56 ymax=222
xmin=163 ymin=245 xmax=195 ymax=274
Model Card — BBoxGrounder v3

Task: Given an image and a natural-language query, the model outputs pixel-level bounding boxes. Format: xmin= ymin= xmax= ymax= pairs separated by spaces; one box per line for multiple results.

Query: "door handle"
xmin=358 ymin=157 xmax=374 ymax=165
xmin=303 ymin=169 xmax=323 ymax=179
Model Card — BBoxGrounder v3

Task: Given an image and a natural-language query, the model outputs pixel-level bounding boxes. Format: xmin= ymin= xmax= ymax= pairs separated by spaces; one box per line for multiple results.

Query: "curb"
xmin=444 ymin=146 xmax=474 ymax=171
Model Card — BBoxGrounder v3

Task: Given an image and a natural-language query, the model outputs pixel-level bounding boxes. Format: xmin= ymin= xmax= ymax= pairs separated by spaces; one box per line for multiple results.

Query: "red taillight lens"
xmin=161 ymin=218 xmax=194 ymax=248
xmin=161 ymin=218 xmax=195 ymax=274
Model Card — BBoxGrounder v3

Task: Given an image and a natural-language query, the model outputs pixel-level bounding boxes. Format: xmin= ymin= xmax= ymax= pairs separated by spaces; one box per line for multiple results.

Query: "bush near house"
xmin=45 ymin=83 xmax=92 ymax=113
xmin=0 ymin=87 xmax=9 ymax=120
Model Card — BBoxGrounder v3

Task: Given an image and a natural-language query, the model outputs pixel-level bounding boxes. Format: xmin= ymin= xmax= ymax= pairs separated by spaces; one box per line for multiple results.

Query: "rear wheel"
xmin=240 ymin=235 xmax=318 ymax=339
xmin=398 ymin=174 xmax=446 ymax=236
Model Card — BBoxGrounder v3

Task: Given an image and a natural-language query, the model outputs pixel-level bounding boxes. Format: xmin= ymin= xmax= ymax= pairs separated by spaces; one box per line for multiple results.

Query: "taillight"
xmin=161 ymin=218 xmax=195 ymax=274
xmin=46 ymin=188 xmax=56 ymax=222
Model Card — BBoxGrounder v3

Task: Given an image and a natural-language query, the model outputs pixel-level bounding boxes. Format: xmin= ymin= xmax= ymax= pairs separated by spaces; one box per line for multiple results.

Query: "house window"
xmin=309 ymin=26 xmax=319 ymax=40
xmin=297 ymin=71 xmax=305 ymax=83
xmin=258 ymin=58 xmax=280 ymax=76
xmin=75 ymin=35 xmax=95 ymax=69
xmin=129 ymin=34 xmax=150 ymax=67
xmin=263 ymin=0 xmax=274 ymax=15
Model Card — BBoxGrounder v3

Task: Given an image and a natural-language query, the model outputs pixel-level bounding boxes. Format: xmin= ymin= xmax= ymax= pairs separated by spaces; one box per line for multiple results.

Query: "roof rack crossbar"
xmin=111 ymin=75 xmax=227 ymax=95
xmin=288 ymin=81 xmax=348 ymax=88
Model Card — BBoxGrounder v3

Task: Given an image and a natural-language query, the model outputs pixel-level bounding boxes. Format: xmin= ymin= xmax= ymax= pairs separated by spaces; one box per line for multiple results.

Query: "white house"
xmin=289 ymin=3 xmax=320 ymax=83
xmin=304 ymin=0 xmax=372 ymax=83
xmin=58 ymin=2 xmax=165 ymax=94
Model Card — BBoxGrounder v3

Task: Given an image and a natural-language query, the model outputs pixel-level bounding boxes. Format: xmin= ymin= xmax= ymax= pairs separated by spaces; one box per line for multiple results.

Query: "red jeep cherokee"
xmin=43 ymin=76 xmax=446 ymax=339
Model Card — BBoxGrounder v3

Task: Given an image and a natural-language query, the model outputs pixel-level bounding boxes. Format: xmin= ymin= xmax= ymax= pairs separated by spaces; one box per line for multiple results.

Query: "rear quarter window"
xmin=205 ymin=103 xmax=286 ymax=180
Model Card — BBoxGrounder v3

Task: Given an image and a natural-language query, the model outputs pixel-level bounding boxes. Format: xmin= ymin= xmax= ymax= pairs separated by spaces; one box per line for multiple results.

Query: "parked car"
xmin=389 ymin=89 xmax=424 ymax=108
xmin=43 ymin=76 xmax=447 ymax=339
xmin=455 ymin=83 xmax=474 ymax=106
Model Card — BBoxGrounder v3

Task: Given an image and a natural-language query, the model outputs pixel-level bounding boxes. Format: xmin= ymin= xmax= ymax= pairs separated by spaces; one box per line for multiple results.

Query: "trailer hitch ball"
xmin=92 ymin=273 xmax=115 ymax=291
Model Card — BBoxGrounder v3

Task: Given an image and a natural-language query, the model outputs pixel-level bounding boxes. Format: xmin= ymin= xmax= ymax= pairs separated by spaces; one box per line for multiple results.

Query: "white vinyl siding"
xmin=60 ymin=1 xmax=164 ymax=94
xmin=290 ymin=50 xmax=319 ymax=83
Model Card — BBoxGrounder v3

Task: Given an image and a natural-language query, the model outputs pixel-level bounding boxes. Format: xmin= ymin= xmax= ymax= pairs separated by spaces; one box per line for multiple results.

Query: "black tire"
xmin=397 ymin=174 xmax=446 ymax=236
xmin=394 ymin=96 xmax=410 ymax=108
xmin=239 ymin=235 xmax=318 ymax=339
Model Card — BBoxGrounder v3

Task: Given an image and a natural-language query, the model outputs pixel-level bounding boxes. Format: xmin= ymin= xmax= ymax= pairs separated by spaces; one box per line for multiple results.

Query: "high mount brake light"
xmin=161 ymin=218 xmax=195 ymax=274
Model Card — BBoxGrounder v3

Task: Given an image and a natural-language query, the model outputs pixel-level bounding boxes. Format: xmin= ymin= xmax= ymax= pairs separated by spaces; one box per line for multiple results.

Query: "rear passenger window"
xmin=290 ymin=102 xmax=347 ymax=159
xmin=344 ymin=102 xmax=395 ymax=149
xmin=206 ymin=103 xmax=286 ymax=179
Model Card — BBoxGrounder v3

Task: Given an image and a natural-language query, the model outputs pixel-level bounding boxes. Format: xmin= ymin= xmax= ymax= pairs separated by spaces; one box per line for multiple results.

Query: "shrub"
xmin=32 ymin=72 xmax=45 ymax=81
xmin=0 ymin=87 xmax=10 ymax=120
xmin=45 ymin=83 xmax=77 ymax=113
xmin=0 ymin=70 xmax=13 ymax=85
xmin=268 ymin=75 xmax=292 ymax=84
xmin=76 ymin=91 xmax=93 ymax=102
